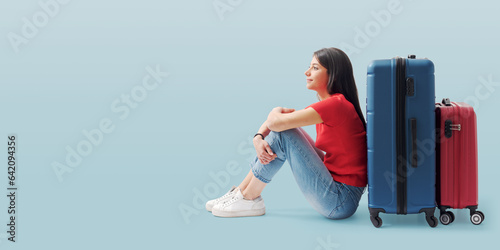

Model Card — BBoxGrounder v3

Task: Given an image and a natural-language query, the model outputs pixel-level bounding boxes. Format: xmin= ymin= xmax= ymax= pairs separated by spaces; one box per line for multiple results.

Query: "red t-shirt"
xmin=305 ymin=93 xmax=367 ymax=187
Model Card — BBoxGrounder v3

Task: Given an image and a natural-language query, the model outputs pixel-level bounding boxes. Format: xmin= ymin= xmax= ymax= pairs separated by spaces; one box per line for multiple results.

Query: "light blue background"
xmin=0 ymin=0 xmax=498 ymax=249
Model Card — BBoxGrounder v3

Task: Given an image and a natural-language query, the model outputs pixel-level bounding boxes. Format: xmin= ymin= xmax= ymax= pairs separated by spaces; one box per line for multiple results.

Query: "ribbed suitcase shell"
xmin=367 ymin=57 xmax=436 ymax=227
xmin=435 ymin=102 xmax=478 ymax=209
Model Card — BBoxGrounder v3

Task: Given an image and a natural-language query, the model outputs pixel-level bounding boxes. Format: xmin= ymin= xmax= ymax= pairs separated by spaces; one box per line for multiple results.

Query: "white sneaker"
xmin=205 ymin=185 xmax=238 ymax=212
xmin=211 ymin=188 xmax=265 ymax=217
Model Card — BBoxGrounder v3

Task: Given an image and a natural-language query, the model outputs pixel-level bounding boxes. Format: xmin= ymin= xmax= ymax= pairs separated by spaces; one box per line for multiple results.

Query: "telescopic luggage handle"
xmin=442 ymin=98 xmax=452 ymax=106
xmin=440 ymin=98 xmax=461 ymax=138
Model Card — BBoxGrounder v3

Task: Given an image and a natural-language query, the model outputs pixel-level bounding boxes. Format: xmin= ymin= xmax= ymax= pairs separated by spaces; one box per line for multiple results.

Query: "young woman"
xmin=206 ymin=47 xmax=367 ymax=219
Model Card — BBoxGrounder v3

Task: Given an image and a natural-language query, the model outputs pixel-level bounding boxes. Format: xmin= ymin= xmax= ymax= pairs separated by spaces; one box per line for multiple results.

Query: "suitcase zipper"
xmin=396 ymin=57 xmax=407 ymax=215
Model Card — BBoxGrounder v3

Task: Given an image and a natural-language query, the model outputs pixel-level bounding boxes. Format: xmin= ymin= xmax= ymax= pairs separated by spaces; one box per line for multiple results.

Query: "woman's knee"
xmin=267 ymin=128 xmax=302 ymax=142
xmin=325 ymin=204 xmax=358 ymax=220
xmin=277 ymin=128 xmax=303 ymax=139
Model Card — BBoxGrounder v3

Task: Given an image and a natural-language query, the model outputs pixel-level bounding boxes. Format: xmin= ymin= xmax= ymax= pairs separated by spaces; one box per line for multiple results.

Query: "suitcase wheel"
xmin=439 ymin=211 xmax=455 ymax=225
xmin=426 ymin=215 xmax=438 ymax=228
xmin=370 ymin=215 xmax=382 ymax=228
xmin=477 ymin=211 xmax=485 ymax=221
xmin=471 ymin=211 xmax=484 ymax=225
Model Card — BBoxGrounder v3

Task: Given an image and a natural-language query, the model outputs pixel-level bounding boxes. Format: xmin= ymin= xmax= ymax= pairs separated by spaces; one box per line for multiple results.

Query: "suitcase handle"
xmin=410 ymin=118 xmax=418 ymax=167
xmin=445 ymin=120 xmax=461 ymax=138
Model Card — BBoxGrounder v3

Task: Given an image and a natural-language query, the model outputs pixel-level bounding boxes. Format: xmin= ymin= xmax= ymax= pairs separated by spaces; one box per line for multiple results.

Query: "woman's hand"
xmin=253 ymin=107 xmax=294 ymax=165
xmin=271 ymin=107 xmax=295 ymax=114
xmin=267 ymin=107 xmax=296 ymax=132
xmin=253 ymin=136 xmax=277 ymax=165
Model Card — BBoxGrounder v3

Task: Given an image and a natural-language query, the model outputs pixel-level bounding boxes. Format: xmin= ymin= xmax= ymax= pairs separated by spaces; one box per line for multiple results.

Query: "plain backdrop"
xmin=0 ymin=0 xmax=498 ymax=249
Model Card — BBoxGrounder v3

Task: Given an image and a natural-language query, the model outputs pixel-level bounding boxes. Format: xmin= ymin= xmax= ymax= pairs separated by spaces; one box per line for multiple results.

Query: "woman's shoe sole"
xmin=212 ymin=208 xmax=265 ymax=217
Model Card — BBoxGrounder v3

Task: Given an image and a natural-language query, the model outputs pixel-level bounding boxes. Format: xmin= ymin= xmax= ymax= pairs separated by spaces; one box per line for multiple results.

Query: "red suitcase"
xmin=435 ymin=98 xmax=484 ymax=225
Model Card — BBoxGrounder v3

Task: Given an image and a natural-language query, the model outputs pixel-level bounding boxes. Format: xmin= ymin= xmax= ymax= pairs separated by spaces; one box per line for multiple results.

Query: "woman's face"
xmin=304 ymin=56 xmax=328 ymax=91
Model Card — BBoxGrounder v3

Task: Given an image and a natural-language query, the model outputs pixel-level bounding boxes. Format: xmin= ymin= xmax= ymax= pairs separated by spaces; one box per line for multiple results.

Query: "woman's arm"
xmin=254 ymin=109 xmax=324 ymax=163
xmin=256 ymin=120 xmax=271 ymax=138
xmin=267 ymin=107 xmax=323 ymax=132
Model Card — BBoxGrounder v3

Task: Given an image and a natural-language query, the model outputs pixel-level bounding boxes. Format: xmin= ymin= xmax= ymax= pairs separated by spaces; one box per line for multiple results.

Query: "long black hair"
xmin=313 ymin=47 xmax=366 ymax=131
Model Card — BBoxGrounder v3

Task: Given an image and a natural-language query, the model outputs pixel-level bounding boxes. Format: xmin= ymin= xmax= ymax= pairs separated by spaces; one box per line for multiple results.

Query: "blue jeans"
xmin=250 ymin=128 xmax=366 ymax=219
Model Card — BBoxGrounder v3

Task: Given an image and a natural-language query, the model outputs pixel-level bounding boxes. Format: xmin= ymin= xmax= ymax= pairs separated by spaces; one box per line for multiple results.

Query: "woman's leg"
xmin=248 ymin=128 xmax=362 ymax=219
xmin=237 ymin=128 xmax=314 ymax=197
xmin=237 ymin=170 xmax=253 ymax=191
xmin=239 ymin=128 xmax=319 ymax=200
xmin=236 ymin=169 xmax=267 ymax=200
xmin=297 ymin=127 xmax=325 ymax=160
xmin=241 ymin=173 xmax=266 ymax=200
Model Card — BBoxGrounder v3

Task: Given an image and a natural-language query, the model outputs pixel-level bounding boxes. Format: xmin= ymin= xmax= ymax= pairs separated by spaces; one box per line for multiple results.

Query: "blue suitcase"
xmin=366 ymin=55 xmax=437 ymax=228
